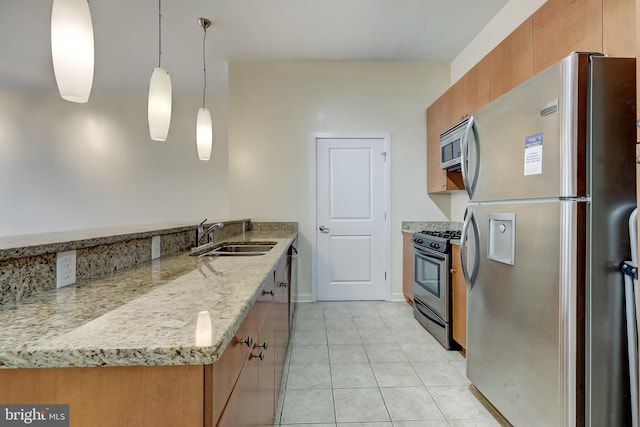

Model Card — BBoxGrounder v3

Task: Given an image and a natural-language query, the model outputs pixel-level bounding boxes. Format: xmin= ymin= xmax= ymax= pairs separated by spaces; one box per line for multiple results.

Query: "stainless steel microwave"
xmin=439 ymin=118 xmax=469 ymax=171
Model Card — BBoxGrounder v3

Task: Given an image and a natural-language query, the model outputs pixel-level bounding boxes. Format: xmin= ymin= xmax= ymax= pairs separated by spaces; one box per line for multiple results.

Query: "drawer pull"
xmin=239 ymin=336 xmax=253 ymax=348
xmin=262 ymin=289 xmax=275 ymax=296
xmin=253 ymin=351 xmax=265 ymax=361
xmin=257 ymin=341 xmax=268 ymax=350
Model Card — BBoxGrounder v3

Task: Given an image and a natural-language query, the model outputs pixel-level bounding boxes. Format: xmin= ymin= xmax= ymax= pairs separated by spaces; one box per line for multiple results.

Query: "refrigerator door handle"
xmin=460 ymin=115 xmax=479 ymax=199
xmin=460 ymin=209 xmax=480 ymax=289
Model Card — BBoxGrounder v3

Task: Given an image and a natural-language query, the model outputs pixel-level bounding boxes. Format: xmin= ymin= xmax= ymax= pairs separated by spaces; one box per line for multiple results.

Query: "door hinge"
xmin=384 ymin=211 xmax=387 ymax=220
xmin=381 ymin=152 xmax=387 ymax=161
xmin=385 ymin=271 xmax=387 ymax=280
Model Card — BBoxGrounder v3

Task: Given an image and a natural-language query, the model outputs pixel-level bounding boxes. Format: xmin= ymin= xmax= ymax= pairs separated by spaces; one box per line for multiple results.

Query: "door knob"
xmin=319 ymin=226 xmax=330 ymax=233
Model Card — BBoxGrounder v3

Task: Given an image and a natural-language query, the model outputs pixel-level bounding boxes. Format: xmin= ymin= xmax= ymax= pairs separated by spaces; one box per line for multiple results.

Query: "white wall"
xmin=451 ymin=0 xmax=547 ymax=82
xmin=228 ymin=61 xmax=450 ymax=301
xmin=0 ymin=89 xmax=229 ymax=236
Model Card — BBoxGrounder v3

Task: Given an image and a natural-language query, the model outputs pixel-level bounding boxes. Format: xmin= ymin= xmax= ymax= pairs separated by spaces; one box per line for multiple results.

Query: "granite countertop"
xmin=402 ymin=221 xmax=462 ymax=245
xmin=401 ymin=221 xmax=464 ymax=234
xmin=0 ymin=230 xmax=296 ymax=369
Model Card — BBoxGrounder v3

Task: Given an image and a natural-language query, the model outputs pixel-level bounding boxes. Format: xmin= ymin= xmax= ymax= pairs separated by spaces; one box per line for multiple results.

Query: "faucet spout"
xmin=198 ymin=222 xmax=224 ymax=245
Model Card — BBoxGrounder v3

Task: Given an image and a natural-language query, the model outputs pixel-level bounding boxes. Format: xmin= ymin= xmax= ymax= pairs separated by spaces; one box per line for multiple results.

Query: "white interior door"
xmin=316 ymin=137 xmax=388 ymax=301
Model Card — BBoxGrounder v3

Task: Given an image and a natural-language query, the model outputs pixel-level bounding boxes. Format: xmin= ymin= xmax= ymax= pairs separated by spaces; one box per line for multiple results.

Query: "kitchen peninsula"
xmin=0 ymin=220 xmax=297 ymax=427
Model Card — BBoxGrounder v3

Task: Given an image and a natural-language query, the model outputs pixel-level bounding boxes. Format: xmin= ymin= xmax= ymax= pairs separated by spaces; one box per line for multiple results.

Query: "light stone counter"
xmin=401 ymin=221 xmax=464 ymax=233
xmin=0 ymin=230 xmax=296 ymax=369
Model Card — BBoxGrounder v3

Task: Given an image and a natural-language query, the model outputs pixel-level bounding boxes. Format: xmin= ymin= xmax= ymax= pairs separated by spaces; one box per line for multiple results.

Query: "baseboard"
xmin=391 ymin=292 xmax=406 ymax=302
xmin=295 ymin=293 xmax=314 ymax=302
xmin=295 ymin=293 xmax=405 ymax=303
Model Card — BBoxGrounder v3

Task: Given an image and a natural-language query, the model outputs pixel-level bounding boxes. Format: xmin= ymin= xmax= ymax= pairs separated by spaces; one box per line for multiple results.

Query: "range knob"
xmin=414 ymin=238 xmax=424 ymax=244
xmin=430 ymin=242 xmax=441 ymax=250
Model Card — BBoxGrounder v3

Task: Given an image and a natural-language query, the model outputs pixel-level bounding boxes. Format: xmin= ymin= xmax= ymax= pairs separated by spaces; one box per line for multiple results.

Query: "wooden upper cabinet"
xmin=426 ymin=102 xmax=464 ymax=193
xmin=463 ymin=55 xmax=491 ymax=114
xmin=490 ymin=18 xmax=533 ymax=101
xmin=426 ymin=58 xmax=487 ymax=194
xmin=442 ymin=78 xmax=466 ymax=130
xmin=435 ymin=54 xmax=489 ymax=134
xmin=603 ymin=0 xmax=636 ymax=56
xmin=532 ymin=0 xmax=603 ymax=74
xmin=426 ymin=101 xmax=447 ymax=193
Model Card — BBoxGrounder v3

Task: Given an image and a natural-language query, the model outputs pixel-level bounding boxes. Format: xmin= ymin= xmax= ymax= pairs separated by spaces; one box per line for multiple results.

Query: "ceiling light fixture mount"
xmin=198 ymin=18 xmax=211 ymax=30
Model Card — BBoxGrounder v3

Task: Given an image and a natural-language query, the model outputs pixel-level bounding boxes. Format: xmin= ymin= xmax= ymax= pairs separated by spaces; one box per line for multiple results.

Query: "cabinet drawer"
xmin=209 ymin=305 xmax=260 ymax=424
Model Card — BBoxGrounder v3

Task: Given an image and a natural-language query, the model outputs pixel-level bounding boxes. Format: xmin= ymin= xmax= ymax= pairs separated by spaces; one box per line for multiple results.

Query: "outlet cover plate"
xmin=151 ymin=236 xmax=161 ymax=260
xmin=56 ymin=250 xmax=76 ymax=288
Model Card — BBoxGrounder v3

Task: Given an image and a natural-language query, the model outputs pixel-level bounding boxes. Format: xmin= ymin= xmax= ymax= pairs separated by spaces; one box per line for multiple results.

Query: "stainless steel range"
xmin=412 ymin=229 xmax=461 ymax=350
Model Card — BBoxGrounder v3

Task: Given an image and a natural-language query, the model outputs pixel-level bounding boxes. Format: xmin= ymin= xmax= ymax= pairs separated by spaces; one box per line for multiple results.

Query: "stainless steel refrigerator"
xmin=459 ymin=53 xmax=636 ymax=426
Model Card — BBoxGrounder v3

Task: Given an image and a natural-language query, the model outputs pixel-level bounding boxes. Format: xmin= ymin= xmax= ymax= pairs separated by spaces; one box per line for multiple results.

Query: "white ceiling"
xmin=0 ymin=0 xmax=508 ymax=93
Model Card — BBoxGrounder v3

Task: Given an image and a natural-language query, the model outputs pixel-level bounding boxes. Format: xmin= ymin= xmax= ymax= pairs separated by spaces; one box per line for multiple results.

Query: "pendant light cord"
xmin=158 ymin=0 xmax=162 ymax=68
xmin=202 ymin=26 xmax=207 ymax=108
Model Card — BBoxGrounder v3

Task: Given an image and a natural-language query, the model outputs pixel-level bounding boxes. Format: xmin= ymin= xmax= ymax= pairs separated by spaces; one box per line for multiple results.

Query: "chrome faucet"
xmin=197 ymin=221 xmax=224 ymax=246
xmin=196 ymin=218 xmax=207 ymax=246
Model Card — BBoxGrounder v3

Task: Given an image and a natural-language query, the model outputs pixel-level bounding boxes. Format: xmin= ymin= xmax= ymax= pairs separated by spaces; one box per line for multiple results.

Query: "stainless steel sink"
xmin=192 ymin=241 xmax=276 ymax=257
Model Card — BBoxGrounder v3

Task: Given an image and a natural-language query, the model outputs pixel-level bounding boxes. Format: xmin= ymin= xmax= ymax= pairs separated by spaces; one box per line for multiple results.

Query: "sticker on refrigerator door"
xmin=524 ymin=132 xmax=543 ymax=176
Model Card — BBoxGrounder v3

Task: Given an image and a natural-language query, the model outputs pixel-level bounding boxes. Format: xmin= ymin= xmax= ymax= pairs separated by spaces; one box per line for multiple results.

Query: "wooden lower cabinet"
xmin=256 ymin=323 xmax=276 ymax=426
xmin=218 ymin=252 xmax=290 ymax=427
xmin=216 ymin=321 xmax=276 ymax=427
xmin=0 ymin=250 xmax=293 ymax=427
xmin=274 ymin=254 xmax=290 ymax=396
xmin=402 ymin=231 xmax=414 ymax=304
xmin=217 ymin=356 xmax=258 ymax=427
xmin=451 ymin=244 xmax=467 ymax=350
xmin=0 ymin=365 xmax=206 ymax=427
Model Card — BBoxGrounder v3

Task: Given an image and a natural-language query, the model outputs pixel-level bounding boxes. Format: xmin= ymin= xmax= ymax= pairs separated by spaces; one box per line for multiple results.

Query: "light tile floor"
xmin=275 ymin=301 xmax=504 ymax=427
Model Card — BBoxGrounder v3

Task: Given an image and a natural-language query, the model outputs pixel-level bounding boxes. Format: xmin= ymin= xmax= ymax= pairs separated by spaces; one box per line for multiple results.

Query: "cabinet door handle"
xmin=239 ymin=336 xmax=253 ymax=348
xmin=262 ymin=289 xmax=275 ymax=296
xmin=319 ymin=226 xmax=330 ymax=233
xmin=278 ymin=281 xmax=288 ymax=288
xmin=253 ymin=351 xmax=265 ymax=361
xmin=257 ymin=341 xmax=269 ymax=350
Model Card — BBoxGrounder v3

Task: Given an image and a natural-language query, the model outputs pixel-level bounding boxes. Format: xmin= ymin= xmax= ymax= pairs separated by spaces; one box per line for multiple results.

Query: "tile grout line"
xmin=322 ymin=308 xmax=339 ymax=425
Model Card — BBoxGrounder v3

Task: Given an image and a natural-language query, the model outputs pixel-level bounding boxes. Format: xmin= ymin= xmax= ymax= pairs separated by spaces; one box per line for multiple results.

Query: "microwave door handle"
xmin=460 ymin=209 xmax=480 ymax=290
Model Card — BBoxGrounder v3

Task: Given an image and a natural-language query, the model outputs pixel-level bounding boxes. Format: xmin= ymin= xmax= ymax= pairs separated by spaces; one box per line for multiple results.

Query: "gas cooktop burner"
xmin=412 ymin=229 xmax=460 ymax=254
xmin=419 ymin=230 xmax=461 ymax=240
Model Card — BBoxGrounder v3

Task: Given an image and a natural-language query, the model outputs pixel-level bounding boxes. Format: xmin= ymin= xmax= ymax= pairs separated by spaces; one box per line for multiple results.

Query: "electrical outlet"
xmin=56 ymin=250 xmax=76 ymax=288
xmin=151 ymin=236 xmax=161 ymax=260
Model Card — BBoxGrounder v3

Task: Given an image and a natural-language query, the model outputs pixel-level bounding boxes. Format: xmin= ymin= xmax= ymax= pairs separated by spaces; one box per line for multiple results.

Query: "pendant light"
xmin=196 ymin=18 xmax=212 ymax=161
xmin=148 ymin=0 xmax=172 ymax=141
xmin=51 ymin=0 xmax=94 ymax=103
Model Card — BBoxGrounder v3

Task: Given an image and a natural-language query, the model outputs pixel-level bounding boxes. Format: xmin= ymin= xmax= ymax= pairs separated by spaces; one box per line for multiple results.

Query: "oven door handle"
xmin=460 ymin=208 xmax=480 ymax=290
xmin=413 ymin=245 xmax=445 ymax=260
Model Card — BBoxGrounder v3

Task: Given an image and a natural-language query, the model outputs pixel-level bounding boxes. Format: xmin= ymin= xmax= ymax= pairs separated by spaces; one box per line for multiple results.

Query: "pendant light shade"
xmin=196 ymin=107 xmax=212 ymax=161
xmin=51 ymin=0 xmax=94 ymax=103
xmin=148 ymin=67 xmax=172 ymax=141
xmin=148 ymin=0 xmax=172 ymax=141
